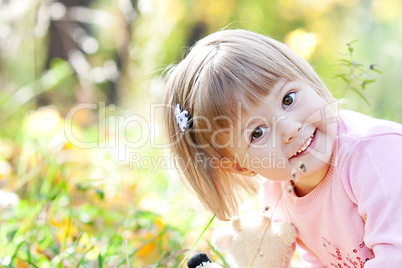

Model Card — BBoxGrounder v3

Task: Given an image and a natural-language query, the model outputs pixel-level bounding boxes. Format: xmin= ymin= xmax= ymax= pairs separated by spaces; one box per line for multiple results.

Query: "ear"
xmin=218 ymin=159 xmax=256 ymax=176
xmin=231 ymin=216 xmax=242 ymax=231
xmin=260 ymin=215 xmax=271 ymax=228
xmin=211 ymin=227 xmax=234 ymax=252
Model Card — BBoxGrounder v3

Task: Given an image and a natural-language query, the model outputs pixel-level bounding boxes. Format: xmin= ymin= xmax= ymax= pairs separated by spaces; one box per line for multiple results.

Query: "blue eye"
xmin=283 ymin=92 xmax=295 ymax=108
xmin=251 ymin=126 xmax=268 ymax=141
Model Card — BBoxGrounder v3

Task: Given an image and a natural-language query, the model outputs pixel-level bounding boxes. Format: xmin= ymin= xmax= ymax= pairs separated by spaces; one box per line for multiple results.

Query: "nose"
xmin=277 ymin=117 xmax=301 ymax=144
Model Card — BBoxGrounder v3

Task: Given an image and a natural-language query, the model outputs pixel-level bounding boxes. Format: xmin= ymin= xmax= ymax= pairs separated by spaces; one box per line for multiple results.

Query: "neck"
xmin=292 ymin=163 xmax=330 ymax=197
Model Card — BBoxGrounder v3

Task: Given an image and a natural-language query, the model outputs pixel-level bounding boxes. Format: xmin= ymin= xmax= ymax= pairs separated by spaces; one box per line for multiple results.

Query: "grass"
xmin=0 ymin=105 xmax=216 ymax=267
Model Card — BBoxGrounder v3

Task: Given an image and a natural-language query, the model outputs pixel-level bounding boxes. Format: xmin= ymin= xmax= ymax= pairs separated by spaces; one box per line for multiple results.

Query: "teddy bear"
xmin=187 ymin=215 xmax=298 ymax=268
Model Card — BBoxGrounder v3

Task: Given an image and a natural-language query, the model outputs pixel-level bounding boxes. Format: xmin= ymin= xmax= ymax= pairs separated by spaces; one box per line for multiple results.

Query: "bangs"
xmin=199 ymin=59 xmax=278 ymax=127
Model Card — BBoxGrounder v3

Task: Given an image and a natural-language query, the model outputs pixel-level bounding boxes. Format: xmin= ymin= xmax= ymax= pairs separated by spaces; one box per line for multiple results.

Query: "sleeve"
xmin=342 ymin=133 xmax=402 ymax=266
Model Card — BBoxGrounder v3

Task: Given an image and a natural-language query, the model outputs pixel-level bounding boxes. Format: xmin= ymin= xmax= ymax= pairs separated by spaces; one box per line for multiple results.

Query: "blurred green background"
xmin=0 ymin=0 xmax=401 ymax=267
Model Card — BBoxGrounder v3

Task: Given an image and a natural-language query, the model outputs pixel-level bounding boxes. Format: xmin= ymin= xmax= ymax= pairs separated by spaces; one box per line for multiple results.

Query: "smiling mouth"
xmin=291 ymin=130 xmax=316 ymax=158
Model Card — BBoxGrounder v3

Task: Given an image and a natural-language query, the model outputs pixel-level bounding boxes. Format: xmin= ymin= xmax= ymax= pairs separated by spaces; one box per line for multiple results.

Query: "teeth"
xmin=294 ymin=133 xmax=315 ymax=156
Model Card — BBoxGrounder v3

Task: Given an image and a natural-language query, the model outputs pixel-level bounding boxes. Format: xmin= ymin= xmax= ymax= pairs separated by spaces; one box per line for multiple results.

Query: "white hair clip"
xmin=175 ymin=103 xmax=190 ymax=132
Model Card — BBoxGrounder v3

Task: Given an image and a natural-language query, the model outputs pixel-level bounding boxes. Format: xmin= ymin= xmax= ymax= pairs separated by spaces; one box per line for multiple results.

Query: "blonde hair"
xmin=163 ymin=29 xmax=335 ymax=220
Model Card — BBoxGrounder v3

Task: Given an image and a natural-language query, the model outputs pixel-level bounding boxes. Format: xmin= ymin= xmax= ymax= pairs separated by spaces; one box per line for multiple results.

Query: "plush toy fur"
xmin=187 ymin=215 xmax=298 ymax=268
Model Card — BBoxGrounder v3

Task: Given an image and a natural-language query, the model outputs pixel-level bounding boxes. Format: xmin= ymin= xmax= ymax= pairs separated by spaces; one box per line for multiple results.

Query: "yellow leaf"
xmin=77 ymin=232 xmax=100 ymax=260
xmin=51 ymin=218 xmax=78 ymax=245
xmin=15 ymin=259 xmax=29 ymax=268
xmin=136 ymin=241 xmax=156 ymax=258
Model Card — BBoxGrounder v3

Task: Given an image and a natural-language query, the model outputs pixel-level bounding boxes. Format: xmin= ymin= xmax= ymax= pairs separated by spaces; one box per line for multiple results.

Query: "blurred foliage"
xmin=336 ymin=40 xmax=383 ymax=105
xmin=0 ymin=0 xmax=401 ymax=267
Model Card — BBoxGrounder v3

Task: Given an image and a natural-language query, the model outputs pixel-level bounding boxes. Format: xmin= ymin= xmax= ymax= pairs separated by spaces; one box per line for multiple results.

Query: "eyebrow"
xmin=274 ymin=79 xmax=289 ymax=98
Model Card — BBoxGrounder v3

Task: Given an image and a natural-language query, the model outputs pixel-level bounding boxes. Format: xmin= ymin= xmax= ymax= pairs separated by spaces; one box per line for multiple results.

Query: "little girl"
xmin=163 ymin=29 xmax=402 ymax=266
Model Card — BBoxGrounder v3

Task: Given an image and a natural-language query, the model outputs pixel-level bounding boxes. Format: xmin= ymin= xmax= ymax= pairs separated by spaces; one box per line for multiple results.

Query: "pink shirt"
xmin=260 ymin=110 xmax=402 ymax=267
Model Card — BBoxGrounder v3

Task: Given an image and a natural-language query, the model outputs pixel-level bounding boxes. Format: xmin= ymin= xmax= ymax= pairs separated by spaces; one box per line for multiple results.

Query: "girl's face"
xmin=228 ymin=79 xmax=338 ymax=185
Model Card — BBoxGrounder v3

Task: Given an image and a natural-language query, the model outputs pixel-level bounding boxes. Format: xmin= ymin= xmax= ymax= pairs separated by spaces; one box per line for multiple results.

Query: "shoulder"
xmin=335 ymin=111 xmax=402 ymax=201
xmin=338 ymin=110 xmax=402 ymax=139
xmin=336 ymin=110 xmax=402 ymax=163
xmin=260 ymin=179 xmax=282 ymax=202
xmin=339 ymin=110 xmax=402 ymax=137
xmin=259 ymin=179 xmax=285 ymax=215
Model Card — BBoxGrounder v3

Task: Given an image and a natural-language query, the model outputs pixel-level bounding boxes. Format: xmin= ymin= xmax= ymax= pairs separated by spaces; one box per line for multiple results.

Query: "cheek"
xmin=319 ymin=105 xmax=338 ymax=137
xmin=250 ymin=150 xmax=289 ymax=173
xmin=304 ymin=100 xmax=336 ymax=128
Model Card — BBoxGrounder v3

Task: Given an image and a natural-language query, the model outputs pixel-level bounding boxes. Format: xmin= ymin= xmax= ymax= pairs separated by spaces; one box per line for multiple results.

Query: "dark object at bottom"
xmin=187 ymin=253 xmax=211 ymax=268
